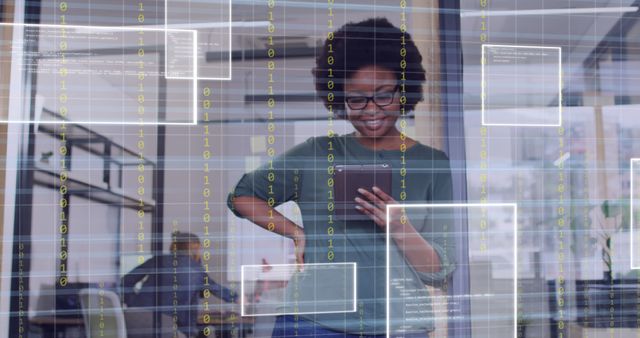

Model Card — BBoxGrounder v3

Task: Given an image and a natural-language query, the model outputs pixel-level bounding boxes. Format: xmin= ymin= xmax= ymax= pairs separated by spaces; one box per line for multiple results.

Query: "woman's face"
xmin=344 ymin=65 xmax=400 ymax=140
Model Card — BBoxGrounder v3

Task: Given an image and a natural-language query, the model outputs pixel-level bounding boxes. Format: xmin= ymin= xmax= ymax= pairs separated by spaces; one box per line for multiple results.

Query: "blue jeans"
xmin=271 ymin=315 xmax=427 ymax=338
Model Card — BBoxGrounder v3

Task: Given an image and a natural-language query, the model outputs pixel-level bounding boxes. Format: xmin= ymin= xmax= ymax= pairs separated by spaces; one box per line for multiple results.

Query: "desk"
xmin=198 ymin=312 xmax=254 ymax=338
xmin=31 ymin=312 xmax=254 ymax=338
xmin=30 ymin=316 xmax=84 ymax=338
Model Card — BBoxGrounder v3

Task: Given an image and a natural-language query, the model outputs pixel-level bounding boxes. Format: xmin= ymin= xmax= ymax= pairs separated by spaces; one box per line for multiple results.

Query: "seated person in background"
xmin=122 ymin=231 xmax=238 ymax=337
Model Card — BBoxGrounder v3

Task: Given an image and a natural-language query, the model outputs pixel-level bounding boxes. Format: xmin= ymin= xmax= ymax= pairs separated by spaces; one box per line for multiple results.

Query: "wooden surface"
xmin=31 ymin=311 xmax=254 ymax=326
xmin=30 ymin=316 xmax=84 ymax=326
xmin=568 ymin=322 xmax=638 ymax=338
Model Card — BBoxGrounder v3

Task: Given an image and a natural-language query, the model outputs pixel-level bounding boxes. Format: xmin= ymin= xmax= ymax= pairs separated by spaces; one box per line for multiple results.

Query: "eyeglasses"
xmin=344 ymin=86 xmax=398 ymax=111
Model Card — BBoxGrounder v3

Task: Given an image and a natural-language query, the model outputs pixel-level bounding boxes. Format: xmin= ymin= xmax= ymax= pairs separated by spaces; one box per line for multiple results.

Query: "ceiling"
xmin=22 ymin=0 xmax=640 ymax=119
xmin=461 ymin=0 xmax=638 ymax=66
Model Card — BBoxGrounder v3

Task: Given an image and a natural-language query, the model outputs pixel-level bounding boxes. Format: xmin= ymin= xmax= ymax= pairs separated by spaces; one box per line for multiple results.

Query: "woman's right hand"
xmin=291 ymin=227 xmax=306 ymax=271
xmin=231 ymin=195 xmax=306 ymax=270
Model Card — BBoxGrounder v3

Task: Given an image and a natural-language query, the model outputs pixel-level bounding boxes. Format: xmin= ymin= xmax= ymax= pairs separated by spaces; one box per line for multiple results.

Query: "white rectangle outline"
xmin=240 ymin=262 xmax=358 ymax=317
xmin=0 ymin=22 xmax=198 ymax=125
xmin=631 ymin=159 xmax=640 ymax=269
xmin=481 ymin=44 xmax=562 ymax=127
xmin=165 ymin=0 xmax=232 ymax=81
xmin=386 ymin=203 xmax=518 ymax=338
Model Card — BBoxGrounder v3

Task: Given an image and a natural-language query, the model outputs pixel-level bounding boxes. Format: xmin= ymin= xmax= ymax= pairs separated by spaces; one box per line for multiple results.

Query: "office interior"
xmin=1 ymin=0 xmax=640 ymax=337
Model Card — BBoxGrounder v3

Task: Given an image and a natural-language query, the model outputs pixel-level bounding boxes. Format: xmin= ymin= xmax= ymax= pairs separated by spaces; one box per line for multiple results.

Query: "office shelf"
xmin=33 ymin=165 xmax=155 ymax=212
xmin=37 ymin=108 xmax=157 ymax=193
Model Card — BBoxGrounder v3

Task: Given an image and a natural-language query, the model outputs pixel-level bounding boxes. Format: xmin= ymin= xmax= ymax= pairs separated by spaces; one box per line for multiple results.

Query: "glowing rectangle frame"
xmin=0 ymin=22 xmax=198 ymax=125
xmin=631 ymin=159 xmax=640 ymax=269
xmin=481 ymin=44 xmax=562 ymax=127
xmin=386 ymin=203 xmax=518 ymax=338
xmin=164 ymin=0 xmax=232 ymax=81
xmin=240 ymin=262 xmax=358 ymax=317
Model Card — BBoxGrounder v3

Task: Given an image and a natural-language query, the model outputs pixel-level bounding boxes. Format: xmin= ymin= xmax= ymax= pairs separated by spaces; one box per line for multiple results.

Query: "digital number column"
xmin=136 ymin=1 xmax=148 ymax=267
xmin=55 ymin=4 xmax=72 ymax=337
xmin=56 ymin=0 xmax=70 ymax=294
xmin=265 ymin=0 xmax=290 ymax=330
xmin=200 ymin=85 xmax=214 ymax=337
xmin=265 ymin=0 xmax=278 ymax=236
xmin=325 ymin=0 xmax=336 ymax=265
xmin=398 ymin=0 xmax=409 ymax=232
xmin=324 ymin=1 xmax=337 ymax=331
xmin=477 ymin=2 xmax=493 ymax=333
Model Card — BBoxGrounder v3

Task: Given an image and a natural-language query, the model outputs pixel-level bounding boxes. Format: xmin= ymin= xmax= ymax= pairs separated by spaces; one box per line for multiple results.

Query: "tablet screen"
xmin=333 ymin=164 xmax=392 ymax=221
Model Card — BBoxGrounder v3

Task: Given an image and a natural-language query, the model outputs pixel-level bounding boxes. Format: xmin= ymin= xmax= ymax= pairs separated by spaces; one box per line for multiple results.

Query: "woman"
xmin=228 ymin=18 xmax=455 ymax=337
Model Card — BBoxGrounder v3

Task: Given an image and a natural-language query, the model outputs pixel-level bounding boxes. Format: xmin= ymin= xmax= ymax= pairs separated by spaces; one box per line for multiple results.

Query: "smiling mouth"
xmin=364 ymin=119 xmax=384 ymax=127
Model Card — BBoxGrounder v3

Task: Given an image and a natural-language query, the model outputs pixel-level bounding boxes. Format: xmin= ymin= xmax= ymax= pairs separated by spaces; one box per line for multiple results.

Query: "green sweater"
xmin=228 ymin=133 xmax=455 ymax=335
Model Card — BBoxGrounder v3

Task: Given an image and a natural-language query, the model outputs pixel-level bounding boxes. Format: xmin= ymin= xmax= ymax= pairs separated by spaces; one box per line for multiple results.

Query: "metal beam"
xmin=8 ymin=0 xmax=39 ymax=335
xmin=206 ymin=46 xmax=317 ymax=62
xmin=439 ymin=1 xmax=472 ymax=337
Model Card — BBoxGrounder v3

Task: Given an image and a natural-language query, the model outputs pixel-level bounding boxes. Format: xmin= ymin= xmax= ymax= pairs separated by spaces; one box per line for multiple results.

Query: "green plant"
xmin=517 ymin=311 xmax=531 ymax=337
xmin=589 ymin=200 xmax=629 ymax=279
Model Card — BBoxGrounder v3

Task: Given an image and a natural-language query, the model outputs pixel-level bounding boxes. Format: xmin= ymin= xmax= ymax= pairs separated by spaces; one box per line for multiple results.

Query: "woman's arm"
xmin=355 ymin=187 xmax=441 ymax=274
xmin=387 ymin=217 xmax=441 ymax=274
xmin=231 ymin=195 xmax=306 ymax=266
xmin=227 ymin=139 xmax=315 ymax=267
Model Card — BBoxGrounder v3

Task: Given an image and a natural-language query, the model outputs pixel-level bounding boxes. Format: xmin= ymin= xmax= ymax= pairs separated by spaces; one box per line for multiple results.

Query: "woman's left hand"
xmin=354 ymin=186 xmax=408 ymax=232
xmin=355 ymin=186 xmax=441 ymax=273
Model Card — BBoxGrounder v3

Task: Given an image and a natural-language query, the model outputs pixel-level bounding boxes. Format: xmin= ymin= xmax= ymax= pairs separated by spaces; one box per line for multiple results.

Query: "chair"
xmin=122 ymin=307 xmax=189 ymax=338
xmin=79 ymin=288 xmax=127 ymax=338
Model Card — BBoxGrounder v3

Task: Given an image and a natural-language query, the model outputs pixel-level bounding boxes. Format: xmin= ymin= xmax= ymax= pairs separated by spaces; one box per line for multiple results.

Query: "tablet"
xmin=334 ymin=164 xmax=392 ymax=221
